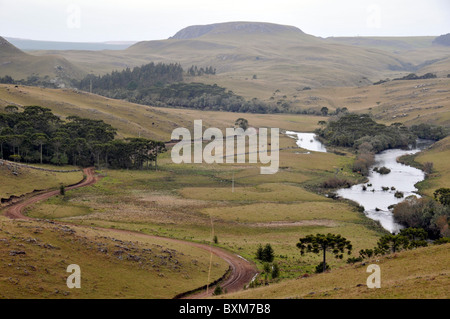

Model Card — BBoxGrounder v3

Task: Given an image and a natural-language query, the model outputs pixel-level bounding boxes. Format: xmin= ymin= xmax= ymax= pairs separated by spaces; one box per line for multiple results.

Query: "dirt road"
xmin=2 ymin=167 xmax=258 ymax=298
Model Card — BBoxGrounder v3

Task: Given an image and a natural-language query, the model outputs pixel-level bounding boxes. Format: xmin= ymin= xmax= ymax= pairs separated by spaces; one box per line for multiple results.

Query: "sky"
xmin=0 ymin=0 xmax=449 ymax=42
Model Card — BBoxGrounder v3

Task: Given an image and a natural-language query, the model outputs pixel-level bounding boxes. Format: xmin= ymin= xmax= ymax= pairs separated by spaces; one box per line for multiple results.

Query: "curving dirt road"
xmin=2 ymin=167 xmax=258 ymax=298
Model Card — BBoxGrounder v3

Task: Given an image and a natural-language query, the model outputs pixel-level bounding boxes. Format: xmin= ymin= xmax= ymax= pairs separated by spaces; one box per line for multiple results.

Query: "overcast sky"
xmin=1 ymin=0 xmax=449 ymax=42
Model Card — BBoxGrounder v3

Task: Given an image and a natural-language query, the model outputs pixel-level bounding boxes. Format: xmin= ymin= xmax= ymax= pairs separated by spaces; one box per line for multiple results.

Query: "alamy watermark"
xmin=171 ymin=120 xmax=279 ymax=174
xmin=66 ymin=264 xmax=81 ymax=289
xmin=366 ymin=264 xmax=381 ymax=288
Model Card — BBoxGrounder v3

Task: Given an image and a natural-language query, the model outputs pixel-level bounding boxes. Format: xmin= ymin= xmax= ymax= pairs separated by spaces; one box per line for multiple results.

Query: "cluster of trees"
xmin=78 ymin=62 xmax=183 ymax=92
xmin=316 ymin=113 xmax=448 ymax=176
xmin=123 ymin=82 xmax=279 ymax=114
xmin=74 ymin=61 xmax=280 ymax=114
xmin=256 ymin=243 xmax=275 ymax=262
xmin=186 ymin=65 xmax=216 ymax=76
xmin=248 ymin=243 xmax=280 ymax=287
xmin=410 ymin=123 xmax=448 ymax=141
xmin=0 ymin=74 xmax=63 ymax=88
xmin=393 ymin=73 xmax=437 ymax=81
xmin=316 ymin=114 xmax=416 ymax=150
xmin=393 ymin=190 xmax=450 ymax=239
xmin=0 ymin=105 xmax=166 ymax=168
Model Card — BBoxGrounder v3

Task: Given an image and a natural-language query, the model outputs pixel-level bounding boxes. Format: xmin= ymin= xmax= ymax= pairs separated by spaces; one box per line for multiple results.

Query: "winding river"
xmin=286 ymin=131 xmax=431 ymax=233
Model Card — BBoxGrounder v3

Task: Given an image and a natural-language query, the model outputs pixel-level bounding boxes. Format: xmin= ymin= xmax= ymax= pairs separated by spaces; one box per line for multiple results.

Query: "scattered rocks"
xmin=9 ymin=250 xmax=26 ymax=256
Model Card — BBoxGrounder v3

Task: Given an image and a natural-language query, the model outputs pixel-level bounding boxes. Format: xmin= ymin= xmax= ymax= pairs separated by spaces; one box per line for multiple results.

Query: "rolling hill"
xmin=19 ymin=21 xmax=450 ymax=95
xmin=0 ymin=37 xmax=85 ymax=84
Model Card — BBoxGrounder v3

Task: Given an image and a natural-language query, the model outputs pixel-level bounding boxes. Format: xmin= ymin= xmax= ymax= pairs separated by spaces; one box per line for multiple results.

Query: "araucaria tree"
xmin=297 ymin=233 xmax=352 ymax=273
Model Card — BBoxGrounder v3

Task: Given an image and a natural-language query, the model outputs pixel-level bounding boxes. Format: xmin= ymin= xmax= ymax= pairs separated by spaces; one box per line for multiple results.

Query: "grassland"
xmin=24 ymin=134 xmax=386 ymax=281
xmin=411 ymin=136 xmax=450 ymax=197
xmin=0 ymin=163 xmax=84 ymax=200
xmin=0 ymin=217 xmax=228 ymax=298
xmin=1 ymin=66 xmax=449 ymax=298
xmin=218 ymin=243 xmax=450 ymax=299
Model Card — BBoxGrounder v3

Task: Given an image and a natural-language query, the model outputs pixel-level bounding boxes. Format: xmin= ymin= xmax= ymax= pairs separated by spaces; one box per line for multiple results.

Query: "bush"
xmin=256 ymin=244 xmax=275 ymax=262
xmin=60 ymin=184 xmax=65 ymax=196
xmin=321 ymin=177 xmax=352 ymax=189
xmin=394 ymin=191 xmax=404 ymax=198
xmin=347 ymin=256 xmax=363 ymax=264
xmin=271 ymin=263 xmax=280 ymax=279
xmin=393 ymin=197 xmax=450 ymax=238
xmin=315 ymin=262 xmax=330 ymax=273
xmin=213 ymin=285 xmax=223 ymax=296
xmin=374 ymin=166 xmax=391 ymax=174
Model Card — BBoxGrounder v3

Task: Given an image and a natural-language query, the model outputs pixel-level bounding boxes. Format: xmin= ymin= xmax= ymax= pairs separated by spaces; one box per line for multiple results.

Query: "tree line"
xmin=316 ymin=113 xmax=448 ymax=176
xmin=0 ymin=105 xmax=166 ymax=169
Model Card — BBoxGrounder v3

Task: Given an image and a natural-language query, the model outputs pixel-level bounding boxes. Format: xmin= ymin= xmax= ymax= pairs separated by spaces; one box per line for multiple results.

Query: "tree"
xmin=434 ymin=188 xmax=450 ymax=206
xmin=320 ymin=107 xmax=329 ymax=116
xmin=256 ymin=243 xmax=274 ymax=262
xmin=375 ymin=234 xmax=409 ymax=254
xmin=235 ymin=118 xmax=249 ymax=131
xmin=32 ymin=133 xmax=48 ymax=164
xmin=256 ymin=244 xmax=264 ymax=260
xmin=297 ymin=233 xmax=352 ymax=273
xmin=262 ymin=244 xmax=274 ymax=262
xmin=213 ymin=285 xmax=223 ymax=296
xmin=271 ymin=263 xmax=280 ymax=279
xmin=399 ymin=228 xmax=428 ymax=249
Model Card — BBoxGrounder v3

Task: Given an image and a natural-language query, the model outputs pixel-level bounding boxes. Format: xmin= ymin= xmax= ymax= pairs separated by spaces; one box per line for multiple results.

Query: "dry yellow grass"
xmin=0 ymin=163 xmax=83 ymax=199
xmin=219 ymin=243 xmax=450 ymax=299
xmin=0 ymin=217 xmax=228 ymax=299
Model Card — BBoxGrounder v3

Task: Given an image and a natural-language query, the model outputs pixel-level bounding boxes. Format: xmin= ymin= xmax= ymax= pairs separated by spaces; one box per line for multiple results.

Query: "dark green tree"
xmin=262 ymin=244 xmax=274 ymax=263
xmin=235 ymin=118 xmax=249 ymax=131
xmin=434 ymin=188 xmax=450 ymax=206
xmin=297 ymin=233 xmax=352 ymax=273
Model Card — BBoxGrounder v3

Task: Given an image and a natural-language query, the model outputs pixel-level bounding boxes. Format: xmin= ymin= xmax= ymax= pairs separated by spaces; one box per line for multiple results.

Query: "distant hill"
xmin=169 ymin=21 xmax=307 ymax=40
xmin=5 ymin=21 xmax=450 ymax=93
xmin=5 ymin=37 xmax=136 ymax=51
xmin=0 ymin=36 xmax=85 ymax=83
xmin=433 ymin=33 xmax=450 ymax=46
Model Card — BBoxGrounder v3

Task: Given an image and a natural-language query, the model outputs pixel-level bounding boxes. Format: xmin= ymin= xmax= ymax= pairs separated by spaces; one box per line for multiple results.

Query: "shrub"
xmin=321 ymin=177 xmax=352 ymax=189
xmin=394 ymin=191 xmax=404 ymax=198
xmin=375 ymin=166 xmax=391 ymax=174
xmin=256 ymin=244 xmax=275 ymax=262
xmin=271 ymin=263 xmax=280 ymax=279
xmin=60 ymin=184 xmax=65 ymax=196
xmin=393 ymin=197 xmax=450 ymax=238
xmin=347 ymin=256 xmax=363 ymax=264
xmin=213 ymin=285 xmax=223 ymax=295
xmin=315 ymin=262 xmax=330 ymax=273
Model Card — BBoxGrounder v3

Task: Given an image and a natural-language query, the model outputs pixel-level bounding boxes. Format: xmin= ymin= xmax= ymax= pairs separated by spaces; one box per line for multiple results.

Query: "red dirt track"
xmin=2 ymin=167 xmax=258 ymax=298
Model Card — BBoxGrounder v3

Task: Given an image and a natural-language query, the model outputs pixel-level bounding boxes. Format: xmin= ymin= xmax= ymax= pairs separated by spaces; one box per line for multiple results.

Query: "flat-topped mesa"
xmin=169 ymin=21 xmax=306 ymax=40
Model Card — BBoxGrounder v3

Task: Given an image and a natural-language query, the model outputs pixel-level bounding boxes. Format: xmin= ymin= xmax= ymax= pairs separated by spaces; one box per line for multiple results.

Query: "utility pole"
xmin=232 ymin=171 xmax=235 ymax=193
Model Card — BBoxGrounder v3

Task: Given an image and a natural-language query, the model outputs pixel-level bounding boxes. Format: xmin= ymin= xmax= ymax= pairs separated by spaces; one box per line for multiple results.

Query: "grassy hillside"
xmin=0 ymin=217 xmax=228 ymax=298
xmin=0 ymin=37 xmax=85 ymax=82
xmin=413 ymin=136 xmax=450 ymax=197
xmin=218 ymin=243 xmax=449 ymax=299
xmin=26 ymin=22 xmax=450 ymax=92
xmin=0 ymin=84 xmax=325 ymax=141
xmin=0 ymin=163 xmax=84 ymax=200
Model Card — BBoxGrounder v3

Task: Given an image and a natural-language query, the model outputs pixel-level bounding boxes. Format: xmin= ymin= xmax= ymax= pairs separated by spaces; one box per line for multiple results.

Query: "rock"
xmin=9 ymin=250 xmax=26 ymax=256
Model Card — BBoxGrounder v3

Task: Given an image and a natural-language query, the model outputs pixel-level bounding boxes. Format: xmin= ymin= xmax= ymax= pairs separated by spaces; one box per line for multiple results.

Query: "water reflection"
xmin=337 ymin=148 xmax=426 ymax=233
xmin=287 ymin=131 xmax=433 ymax=233
xmin=285 ymin=131 xmax=327 ymax=153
